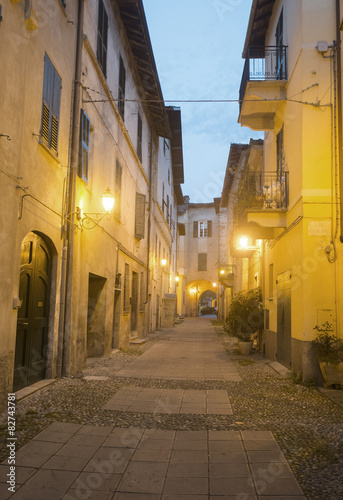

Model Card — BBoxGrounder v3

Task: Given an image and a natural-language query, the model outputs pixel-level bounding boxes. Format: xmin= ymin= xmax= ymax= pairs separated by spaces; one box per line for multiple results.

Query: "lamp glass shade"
xmin=102 ymin=188 xmax=115 ymax=212
xmin=239 ymin=236 xmax=249 ymax=249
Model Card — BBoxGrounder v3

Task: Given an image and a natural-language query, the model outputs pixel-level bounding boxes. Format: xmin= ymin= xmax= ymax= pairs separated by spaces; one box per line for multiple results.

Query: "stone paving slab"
xmin=103 ymin=387 xmax=233 ymax=415
xmin=115 ymin=321 xmax=242 ymax=382
xmin=1 ymin=422 xmax=306 ymax=499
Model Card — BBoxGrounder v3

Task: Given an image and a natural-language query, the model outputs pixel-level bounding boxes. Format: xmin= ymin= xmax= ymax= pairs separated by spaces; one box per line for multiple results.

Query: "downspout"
xmin=146 ymin=124 xmax=153 ymax=332
xmin=336 ymin=0 xmax=343 ymax=242
xmin=62 ymin=0 xmax=84 ymax=376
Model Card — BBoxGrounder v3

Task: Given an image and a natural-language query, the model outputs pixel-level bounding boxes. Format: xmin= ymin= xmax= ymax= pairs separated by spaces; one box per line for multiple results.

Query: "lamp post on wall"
xmin=69 ymin=187 xmax=115 ymax=230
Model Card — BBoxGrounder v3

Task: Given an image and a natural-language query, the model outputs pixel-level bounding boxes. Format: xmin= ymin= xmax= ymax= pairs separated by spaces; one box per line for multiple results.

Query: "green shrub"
xmin=311 ymin=322 xmax=343 ymax=364
xmin=224 ymin=288 xmax=263 ymax=341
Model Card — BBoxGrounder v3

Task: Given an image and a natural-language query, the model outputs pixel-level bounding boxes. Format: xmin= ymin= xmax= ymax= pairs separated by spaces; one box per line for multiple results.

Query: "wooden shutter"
xmin=193 ymin=221 xmax=198 ymax=238
xmin=198 ymin=253 xmax=207 ymax=271
xmin=41 ymin=54 xmax=54 ymax=146
xmin=79 ymin=110 xmax=90 ymax=181
xmin=97 ymin=0 xmax=108 ymax=76
xmin=114 ymin=160 xmax=122 ymax=216
xmin=137 ymin=114 xmax=142 ymax=162
xmin=207 ymin=220 xmax=212 ymax=237
xmin=135 ymin=192 xmax=146 ymax=239
xmin=41 ymin=53 xmax=61 ymax=154
xmin=118 ymin=56 xmax=126 ymax=119
xmin=50 ymin=69 xmax=61 ymax=154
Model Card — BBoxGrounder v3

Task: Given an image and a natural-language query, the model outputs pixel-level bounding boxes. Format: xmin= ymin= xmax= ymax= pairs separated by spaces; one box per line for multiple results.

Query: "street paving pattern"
xmin=0 ymin=318 xmax=307 ymax=499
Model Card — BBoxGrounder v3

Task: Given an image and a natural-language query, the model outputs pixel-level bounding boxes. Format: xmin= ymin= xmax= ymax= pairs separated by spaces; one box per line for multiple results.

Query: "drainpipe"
xmin=146 ymin=124 xmax=153 ymax=332
xmin=60 ymin=0 xmax=84 ymax=376
xmin=336 ymin=0 xmax=343 ymax=242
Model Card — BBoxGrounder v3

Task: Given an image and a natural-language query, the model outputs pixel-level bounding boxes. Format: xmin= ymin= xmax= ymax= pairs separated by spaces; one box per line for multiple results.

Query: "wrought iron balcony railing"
xmin=239 ymin=46 xmax=288 ymax=110
xmin=234 ymin=171 xmax=289 ymax=223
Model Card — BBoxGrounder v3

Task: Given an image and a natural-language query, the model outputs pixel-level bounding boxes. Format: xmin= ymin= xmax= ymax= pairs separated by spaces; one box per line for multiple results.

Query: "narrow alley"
xmin=1 ymin=318 xmax=343 ymax=499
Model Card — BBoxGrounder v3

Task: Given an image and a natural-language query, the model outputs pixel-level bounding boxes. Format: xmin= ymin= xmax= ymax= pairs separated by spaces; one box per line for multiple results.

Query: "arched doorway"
xmin=13 ymin=233 xmax=51 ymax=391
xmin=186 ymin=280 xmax=217 ymax=317
xmin=199 ymin=289 xmax=217 ymax=316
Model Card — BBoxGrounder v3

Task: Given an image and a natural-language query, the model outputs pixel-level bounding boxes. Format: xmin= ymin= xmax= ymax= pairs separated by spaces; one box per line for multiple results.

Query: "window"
xmin=163 ymin=139 xmax=169 ymax=156
xmin=168 ymin=169 xmax=170 ymax=184
xmin=166 ymin=195 xmax=170 ymax=223
xmin=114 ymin=159 xmax=122 ymax=216
xmin=162 ymin=183 xmax=165 ymax=214
xmin=277 ymin=125 xmax=284 ymax=177
xmin=59 ymin=0 xmax=66 ymax=8
xmin=193 ymin=220 xmax=213 ymax=238
xmin=40 ymin=53 xmax=61 ymax=154
xmin=137 ymin=113 xmax=142 ymax=162
xmin=118 ymin=56 xmax=126 ymax=120
xmin=97 ymin=0 xmax=108 ymax=77
xmin=123 ymin=264 xmax=130 ymax=314
xmin=78 ymin=109 xmax=90 ymax=181
xmin=198 ymin=253 xmax=207 ymax=271
xmin=135 ymin=192 xmax=146 ymax=239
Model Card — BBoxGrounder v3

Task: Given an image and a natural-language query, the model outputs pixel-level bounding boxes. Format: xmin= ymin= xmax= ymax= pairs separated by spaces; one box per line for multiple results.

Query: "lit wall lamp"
xmin=161 ymin=258 xmax=167 ymax=267
xmin=175 ymin=275 xmax=180 ymax=283
xmin=212 ymin=282 xmax=217 ymax=287
xmin=236 ymin=235 xmax=261 ymax=253
xmin=71 ymin=187 xmax=115 ymax=230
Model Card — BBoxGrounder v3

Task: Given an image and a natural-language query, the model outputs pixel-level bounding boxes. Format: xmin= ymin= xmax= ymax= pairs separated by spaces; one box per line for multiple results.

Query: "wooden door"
xmin=14 ymin=233 xmax=50 ymax=391
xmin=277 ymin=287 xmax=292 ymax=368
xmin=130 ymin=272 xmax=138 ymax=336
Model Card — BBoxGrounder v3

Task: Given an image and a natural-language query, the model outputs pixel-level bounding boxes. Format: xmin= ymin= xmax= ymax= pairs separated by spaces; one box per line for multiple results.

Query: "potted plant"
xmin=311 ymin=322 xmax=343 ymax=387
xmin=224 ymin=288 xmax=263 ymax=355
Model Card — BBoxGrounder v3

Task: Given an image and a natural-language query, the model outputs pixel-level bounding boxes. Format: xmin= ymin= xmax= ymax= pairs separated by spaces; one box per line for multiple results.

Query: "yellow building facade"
xmin=233 ymin=0 xmax=343 ymax=380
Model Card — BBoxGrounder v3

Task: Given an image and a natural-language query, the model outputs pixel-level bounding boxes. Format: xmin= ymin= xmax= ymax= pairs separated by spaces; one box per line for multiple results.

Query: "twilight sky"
xmin=142 ymin=0 xmax=262 ymax=203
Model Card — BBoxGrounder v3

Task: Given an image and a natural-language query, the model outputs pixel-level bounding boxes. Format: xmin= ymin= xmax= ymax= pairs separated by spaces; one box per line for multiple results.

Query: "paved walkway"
xmin=116 ymin=320 xmax=242 ymax=381
xmin=1 ymin=317 xmax=307 ymax=499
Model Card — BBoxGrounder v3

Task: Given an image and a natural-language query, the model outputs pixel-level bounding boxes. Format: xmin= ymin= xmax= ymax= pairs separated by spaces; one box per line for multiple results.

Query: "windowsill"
xmin=38 ymin=139 xmax=61 ymax=164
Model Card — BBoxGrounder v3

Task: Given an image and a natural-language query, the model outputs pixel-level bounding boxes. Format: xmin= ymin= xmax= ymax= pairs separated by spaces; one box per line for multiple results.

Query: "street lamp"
xmin=73 ymin=188 xmax=115 ymax=229
xmin=101 ymin=187 xmax=115 ymax=212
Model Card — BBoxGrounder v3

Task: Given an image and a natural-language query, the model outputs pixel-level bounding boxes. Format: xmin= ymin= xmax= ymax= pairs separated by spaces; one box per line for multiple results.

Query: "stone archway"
xmin=186 ymin=280 xmax=217 ymax=317
xmin=199 ymin=289 xmax=217 ymax=316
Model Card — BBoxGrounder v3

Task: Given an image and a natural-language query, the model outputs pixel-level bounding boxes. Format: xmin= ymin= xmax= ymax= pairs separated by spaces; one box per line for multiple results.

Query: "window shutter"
xmin=135 ymin=192 xmax=146 ymax=239
xmin=193 ymin=221 xmax=198 ymax=238
xmin=79 ymin=110 xmax=90 ymax=181
xmin=97 ymin=0 xmax=108 ymax=77
xmin=198 ymin=253 xmax=207 ymax=271
xmin=137 ymin=114 xmax=142 ymax=162
xmin=41 ymin=53 xmax=61 ymax=154
xmin=118 ymin=56 xmax=126 ymax=119
xmin=41 ymin=54 xmax=54 ymax=146
xmin=50 ymin=70 xmax=61 ymax=154
xmin=207 ymin=220 xmax=212 ymax=237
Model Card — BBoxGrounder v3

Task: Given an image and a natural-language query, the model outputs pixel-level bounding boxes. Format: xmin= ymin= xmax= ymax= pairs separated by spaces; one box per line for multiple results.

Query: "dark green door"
xmin=13 ymin=233 xmax=50 ymax=391
xmin=277 ymin=287 xmax=291 ymax=368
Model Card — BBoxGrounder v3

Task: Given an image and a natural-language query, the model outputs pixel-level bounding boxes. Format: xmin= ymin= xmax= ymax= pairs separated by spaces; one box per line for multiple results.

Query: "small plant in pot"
xmin=224 ymin=288 xmax=263 ymax=355
xmin=311 ymin=322 xmax=343 ymax=388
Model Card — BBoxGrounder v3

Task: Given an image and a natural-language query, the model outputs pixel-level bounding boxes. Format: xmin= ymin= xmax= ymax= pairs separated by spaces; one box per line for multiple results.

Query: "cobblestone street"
xmin=1 ymin=318 xmax=343 ymax=499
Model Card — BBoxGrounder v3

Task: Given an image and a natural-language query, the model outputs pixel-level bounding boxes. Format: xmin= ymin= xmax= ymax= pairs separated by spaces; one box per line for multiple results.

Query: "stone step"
xmin=129 ymin=338 xmax=146 ymax=345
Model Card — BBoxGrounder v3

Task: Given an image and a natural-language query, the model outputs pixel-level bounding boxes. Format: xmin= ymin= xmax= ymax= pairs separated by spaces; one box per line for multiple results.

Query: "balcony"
xmin=235 ymin=171 xmax=289 ymax=239
xmin=239 ymin=46 xmax=287 ymax=131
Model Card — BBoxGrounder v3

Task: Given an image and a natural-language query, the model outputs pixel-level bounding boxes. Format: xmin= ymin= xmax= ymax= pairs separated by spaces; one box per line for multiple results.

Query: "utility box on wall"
xmin=162 ymin=294 xmax=177 ymax=328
